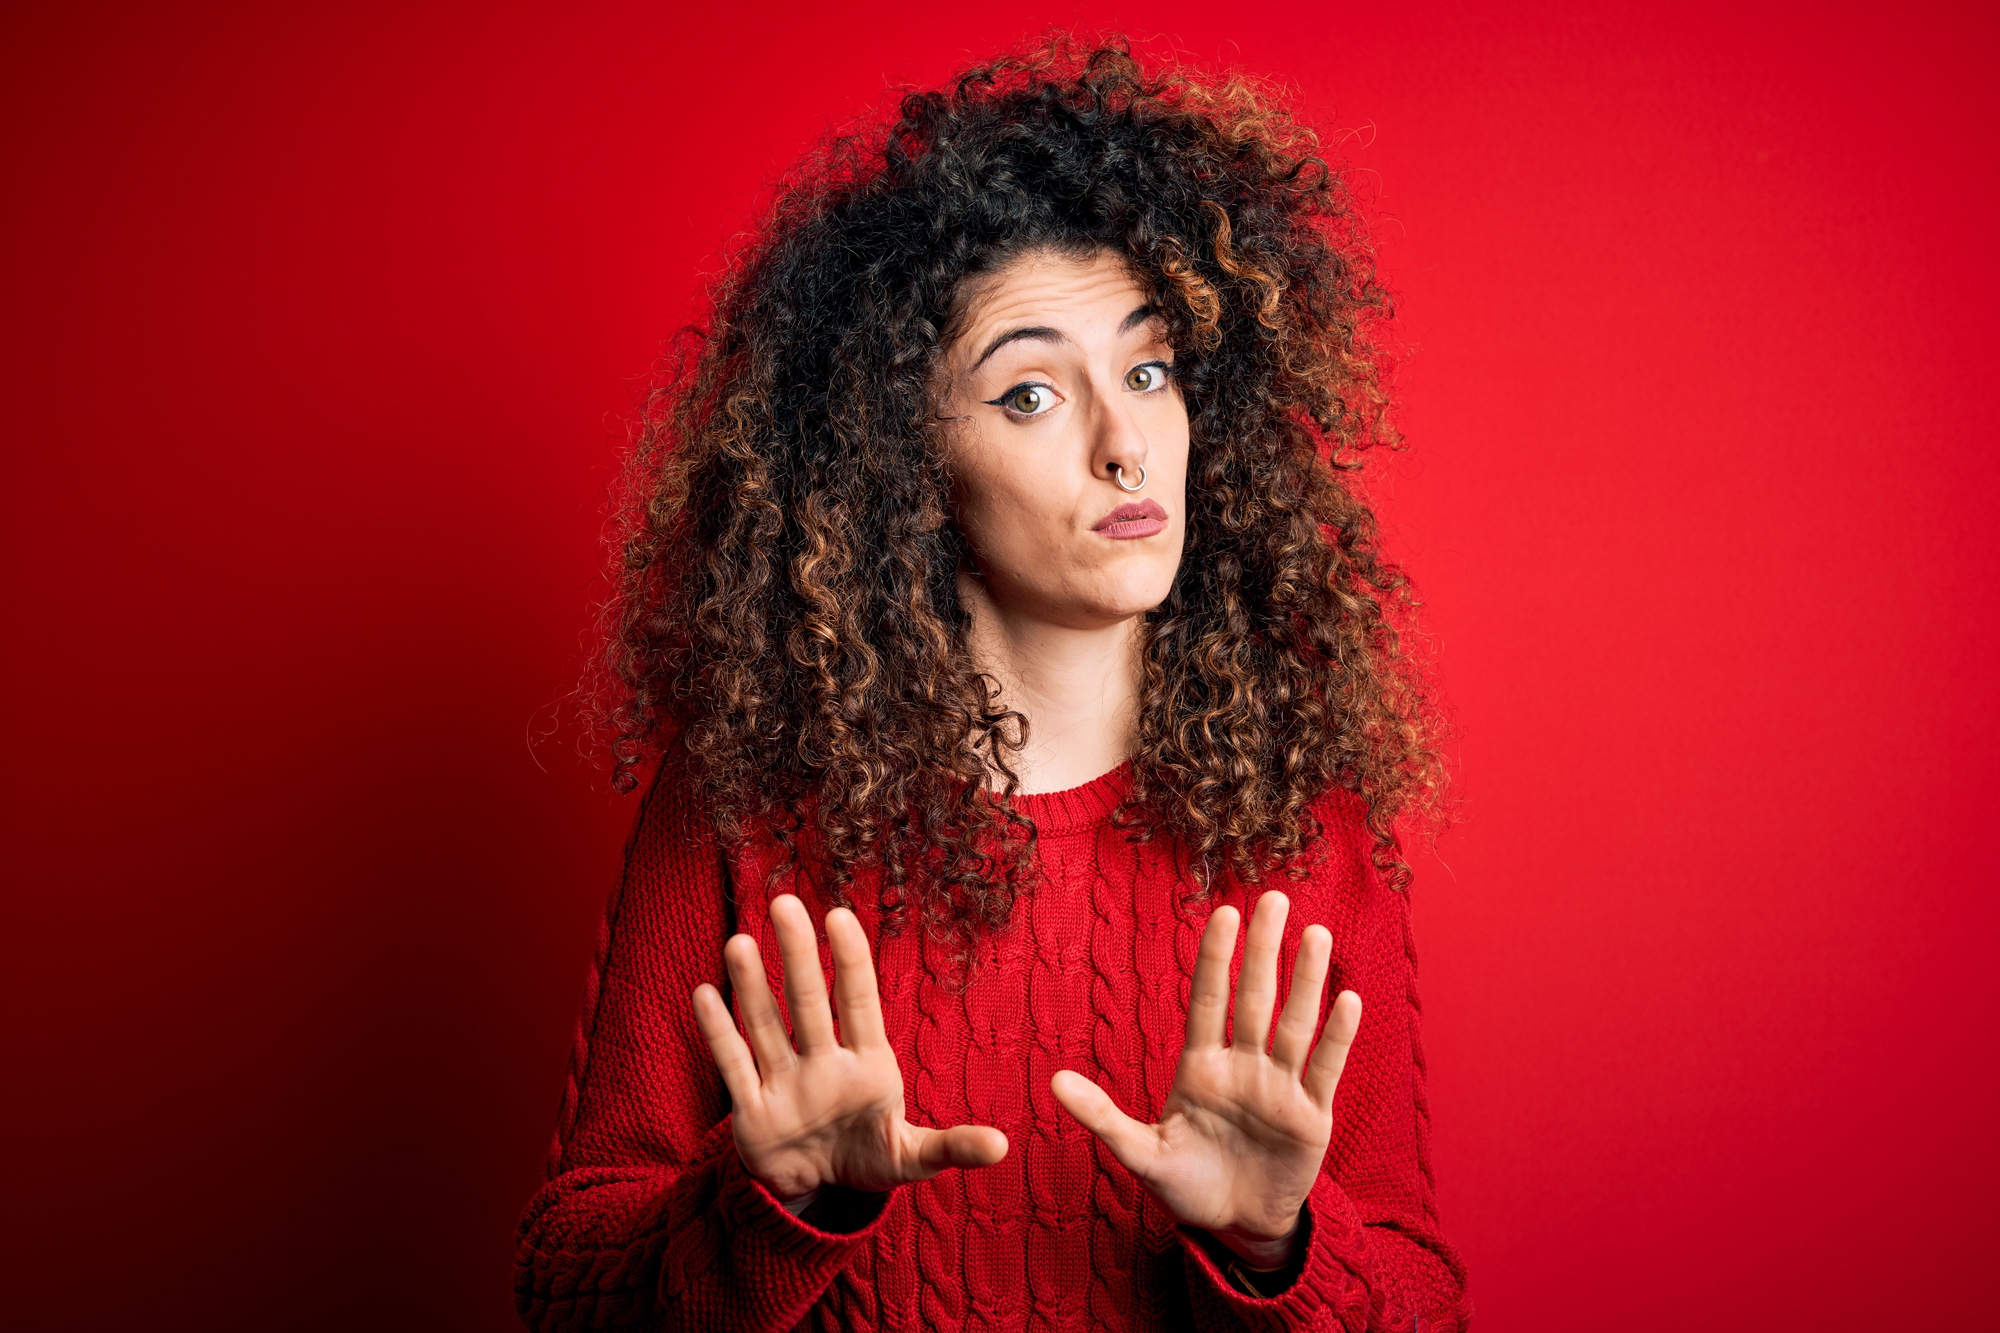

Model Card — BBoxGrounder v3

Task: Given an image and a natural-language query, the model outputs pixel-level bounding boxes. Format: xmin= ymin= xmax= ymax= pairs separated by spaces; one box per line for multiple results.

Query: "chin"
xmin=1076 ymin=564 xmax=1180 ymax=622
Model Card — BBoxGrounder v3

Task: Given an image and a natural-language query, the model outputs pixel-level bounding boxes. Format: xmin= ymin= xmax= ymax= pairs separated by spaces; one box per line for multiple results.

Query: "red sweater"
xmin=515 ymin=762 xmax=1469 ymax=1331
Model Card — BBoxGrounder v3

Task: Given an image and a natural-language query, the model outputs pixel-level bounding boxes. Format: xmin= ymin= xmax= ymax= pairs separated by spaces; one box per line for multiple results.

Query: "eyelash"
xmin=982 ymin=361 xmax=1175 ymax=420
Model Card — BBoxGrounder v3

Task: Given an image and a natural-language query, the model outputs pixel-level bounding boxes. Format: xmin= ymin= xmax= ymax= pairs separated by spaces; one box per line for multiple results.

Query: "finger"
xmin=906 ymin=1123 xmax=1010 ymax=1179
xmin=725 ymin=933 xmax=797 ymax=1076
xmin=1302 ymin=989 xmax=1363 ymax=1110
xmin=1231 ymin=891 xmax=1291 ymax=1054
xmin=1049 ymin=1070 xmax=1158 ymax=1179
xmin=1184 ymin=905 xmax=1240 ymax=1050
xmin=691 ymin=983 xmax=761 ymax=1105
xmin=1270 ymin=923 xmax=1332 ymax=1072
xmin=826 ymin=907 xmax=887 ymax=1051
xmin=771 ymin=894 xmax=837 ymax=1054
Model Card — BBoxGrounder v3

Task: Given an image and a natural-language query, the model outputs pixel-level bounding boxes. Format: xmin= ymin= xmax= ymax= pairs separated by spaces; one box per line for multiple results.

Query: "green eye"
xmin=1126 ymin=362 xmax=1171 ymax=392
xmin=985 ymin=383 xmax=1055 ymax=416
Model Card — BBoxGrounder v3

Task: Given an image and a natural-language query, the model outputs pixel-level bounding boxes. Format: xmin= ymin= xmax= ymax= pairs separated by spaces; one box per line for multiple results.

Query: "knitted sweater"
xmin=515 ymin=761 xmax=1469 ymax=1331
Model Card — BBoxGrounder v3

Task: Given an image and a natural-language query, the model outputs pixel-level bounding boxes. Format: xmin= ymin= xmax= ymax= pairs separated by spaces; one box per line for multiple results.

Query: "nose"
xmin=1091 ymin=384 xmax=1150 ymax=491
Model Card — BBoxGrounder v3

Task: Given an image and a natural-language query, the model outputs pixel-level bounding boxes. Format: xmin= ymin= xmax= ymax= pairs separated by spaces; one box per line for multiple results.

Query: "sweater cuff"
xmin=730 ymin=1159 xmax=896 ymax=1240
xmin=657 ymin=1119 xmax=902 ymax=1319
xmin=1178 ymin=1173 xmax=1376 ymax=1331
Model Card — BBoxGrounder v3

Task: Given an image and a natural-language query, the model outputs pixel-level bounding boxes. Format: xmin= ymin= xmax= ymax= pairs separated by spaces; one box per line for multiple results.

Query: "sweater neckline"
xmin=1004 ymin=760 xmax=1133 ymax=836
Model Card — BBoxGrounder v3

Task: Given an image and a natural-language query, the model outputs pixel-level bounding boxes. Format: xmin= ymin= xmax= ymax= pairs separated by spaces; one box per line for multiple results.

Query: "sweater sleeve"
xmin=1175 ymin=846 xmax=1472 ymax=1332
xmin=514 ymin=764 xmax=896 ymax=1332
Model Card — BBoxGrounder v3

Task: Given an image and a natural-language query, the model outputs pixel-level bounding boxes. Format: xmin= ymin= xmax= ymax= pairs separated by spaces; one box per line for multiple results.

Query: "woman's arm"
xmin=513 ymin=768 xmax=895 ymax=1333
xmin=1054 ymin=828 xmax=1468 ymax=1332
xmin=1174 ymin=880 xmax=1470 ymax=1332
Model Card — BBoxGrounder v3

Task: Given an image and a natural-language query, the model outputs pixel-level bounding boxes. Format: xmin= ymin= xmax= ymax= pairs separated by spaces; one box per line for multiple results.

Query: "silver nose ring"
xmin=1112 ymin=464 xmax=1147 ymax=493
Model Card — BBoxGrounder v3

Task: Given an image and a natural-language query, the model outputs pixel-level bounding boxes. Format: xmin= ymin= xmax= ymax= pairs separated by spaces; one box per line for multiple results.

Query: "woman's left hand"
xmin=1051 ymin=890 xmax=1361 ymax=1269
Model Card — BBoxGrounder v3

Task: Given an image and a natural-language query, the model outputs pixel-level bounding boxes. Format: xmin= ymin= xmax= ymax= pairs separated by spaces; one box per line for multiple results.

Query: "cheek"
xmin=953 ymin=449 xmax=1060 ymax=552
xmin=965 ymin=481 xmax=1058 ymax=558
xmin=1153 ymin=402 xmax=1193 ymax=472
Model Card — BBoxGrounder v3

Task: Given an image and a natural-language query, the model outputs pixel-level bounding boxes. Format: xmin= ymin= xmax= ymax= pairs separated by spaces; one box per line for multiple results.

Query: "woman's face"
xmin=940 ymin=247 xmax=1190 ymax=631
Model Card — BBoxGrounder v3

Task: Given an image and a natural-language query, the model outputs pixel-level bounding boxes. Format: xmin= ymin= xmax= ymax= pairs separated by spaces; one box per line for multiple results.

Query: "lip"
xmin=1091 ymin=498 xmax=1170 ymax=540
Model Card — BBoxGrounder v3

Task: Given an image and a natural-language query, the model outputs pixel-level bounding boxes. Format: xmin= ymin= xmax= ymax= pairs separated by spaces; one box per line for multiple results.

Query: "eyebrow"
xmin=1119 ymin=303 xmax=1160 ymax=335
xmin=967 ymin=304 xmax=1160 ymax=373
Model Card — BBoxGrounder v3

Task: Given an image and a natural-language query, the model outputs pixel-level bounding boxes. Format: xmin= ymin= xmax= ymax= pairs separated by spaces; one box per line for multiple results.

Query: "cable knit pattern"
xmin=516 ymin=761 xmax=1470 ymax=1331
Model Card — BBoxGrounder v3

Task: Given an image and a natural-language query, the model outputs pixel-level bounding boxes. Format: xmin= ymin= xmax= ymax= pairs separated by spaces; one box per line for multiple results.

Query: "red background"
xmin=4 ymin=2 xmax=1996 ymax=1329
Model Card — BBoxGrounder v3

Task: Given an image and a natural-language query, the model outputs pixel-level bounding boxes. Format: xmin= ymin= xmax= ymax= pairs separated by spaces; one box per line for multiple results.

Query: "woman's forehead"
xmin=952 ymin=249 xmax=1153 ymax=360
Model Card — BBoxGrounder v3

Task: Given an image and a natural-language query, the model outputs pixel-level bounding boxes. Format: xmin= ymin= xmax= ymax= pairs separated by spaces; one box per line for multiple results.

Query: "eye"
xmin=1125 ymin=361 xmax=1173 ymax=393
xmin=984 ymin=382 xmax=1059 ymax=418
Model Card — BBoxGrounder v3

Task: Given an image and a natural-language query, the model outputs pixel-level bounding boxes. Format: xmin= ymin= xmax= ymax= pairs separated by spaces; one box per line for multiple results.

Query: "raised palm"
xmin=692 ymin=894 xmax=1009 ymax=1202
xmin=1051 ymin=891 xmax=1361 ymax=1266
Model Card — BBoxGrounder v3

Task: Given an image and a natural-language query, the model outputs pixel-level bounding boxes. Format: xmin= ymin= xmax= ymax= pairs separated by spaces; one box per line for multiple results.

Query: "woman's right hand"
xmin=691 ymin=893 xmax=1009 ymax=1205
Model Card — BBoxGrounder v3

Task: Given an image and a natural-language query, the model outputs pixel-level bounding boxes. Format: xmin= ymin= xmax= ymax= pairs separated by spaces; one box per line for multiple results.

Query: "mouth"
xmin=1091 ymin=498 xmax=1170 ymax=540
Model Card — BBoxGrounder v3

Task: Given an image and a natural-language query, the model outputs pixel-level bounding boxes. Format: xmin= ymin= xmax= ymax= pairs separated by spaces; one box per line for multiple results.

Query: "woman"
xmin=517 ymin=39 xmax=1467 ymax=1332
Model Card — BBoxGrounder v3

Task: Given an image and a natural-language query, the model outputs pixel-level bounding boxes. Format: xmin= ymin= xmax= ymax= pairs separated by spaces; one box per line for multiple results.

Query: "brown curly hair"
xmin=599 ymin=35 xmax=1443 ymax=947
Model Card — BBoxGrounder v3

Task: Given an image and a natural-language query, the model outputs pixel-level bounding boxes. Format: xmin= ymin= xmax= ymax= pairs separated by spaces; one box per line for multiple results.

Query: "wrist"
xmin=1209 ymin=1212 xmax=1303 ymax=1270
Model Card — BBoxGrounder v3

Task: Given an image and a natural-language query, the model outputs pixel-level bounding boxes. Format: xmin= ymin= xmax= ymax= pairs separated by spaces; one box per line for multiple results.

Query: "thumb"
xmin=1050 ymin=1070 xmax=1157 ymax=1178
xmin=907 ymin=1123 xmax=1009 ymax=1178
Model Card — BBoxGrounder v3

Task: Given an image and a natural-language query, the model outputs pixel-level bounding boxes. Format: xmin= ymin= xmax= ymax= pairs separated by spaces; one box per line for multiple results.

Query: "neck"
xmin=958 ymin=573 xmax=1143 ymax=795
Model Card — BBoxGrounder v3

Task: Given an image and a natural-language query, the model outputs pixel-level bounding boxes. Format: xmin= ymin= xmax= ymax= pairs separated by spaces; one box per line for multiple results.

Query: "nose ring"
xmin=1112 ymin=464 xmax=1147 ymax=493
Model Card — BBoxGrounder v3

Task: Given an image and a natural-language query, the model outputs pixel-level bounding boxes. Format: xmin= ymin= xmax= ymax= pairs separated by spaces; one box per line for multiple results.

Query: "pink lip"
xmin=1091 ymin=498 xmax=1169 ymax=540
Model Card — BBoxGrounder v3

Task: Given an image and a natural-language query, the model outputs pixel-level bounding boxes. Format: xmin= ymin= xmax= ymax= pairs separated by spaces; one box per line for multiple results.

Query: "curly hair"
xmin=599 ymin=35 xmax=1443 ymax=947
